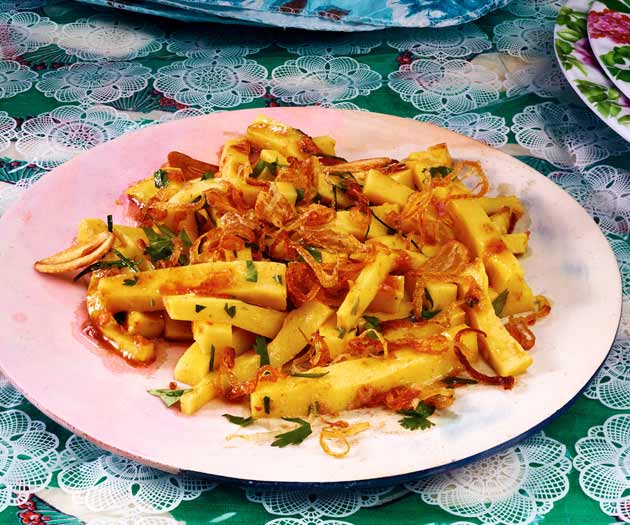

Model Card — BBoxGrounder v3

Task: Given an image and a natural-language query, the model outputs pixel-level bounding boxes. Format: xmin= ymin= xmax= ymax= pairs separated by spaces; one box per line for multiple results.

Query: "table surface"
xmin=0 ymin=1 xmax=629 ymax=524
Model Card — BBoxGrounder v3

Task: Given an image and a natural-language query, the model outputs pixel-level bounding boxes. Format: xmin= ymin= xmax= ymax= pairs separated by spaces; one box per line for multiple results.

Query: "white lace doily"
xmin=0 ymin=60 xmax=37 ymax=100
xmin=503 ymin=59 xmax=569 ymax=98
xmin=0 ymin=11 xmax=57 ymax=59
xmin=155 ymin=56 xmax=268 ymax=108
xmin=511 ymin=102 xmax=630 ymax=168
xmin=414 ymin=112 xmax=509 ymax=148
xmin=406 ymin=432 xmax=571 ymax=525
xmin=0 ymin=111 xmax=17 ymax=153
xmin=271 ymin=56 xmax=382 ymax=105
xmin=494 ymin=18 xmax=554 ymax=61
xmin=387 ymin=24 xmax=491 ymax=59
xmin=0 ymin=409 xmax=59 ymax=511
xmin=14 ymin=105 xmax=138 ymax=169
xmin=549 ymin=165 xmax=630 ymax=236
xmin=574 ymin=414 xmax=630 ymax=522
xmin=58 ymin=14 xmax=163 ymax=61
xmin=277 ymin=33 xmax=383 ymax=56
xmin=388 ymin=59 xmax=501 ymax=115
xmin=503 ymin=0 xmax=563 ymax=19
xmin=58 ymin=435 xmax=216 ymax=520
xmin=246 ymin=485 xmax=409 ymax=525
xmin=36 ymin=62 xmax=152 ymax=105
xmin=166 ymin=27 xmax=269 ymax=57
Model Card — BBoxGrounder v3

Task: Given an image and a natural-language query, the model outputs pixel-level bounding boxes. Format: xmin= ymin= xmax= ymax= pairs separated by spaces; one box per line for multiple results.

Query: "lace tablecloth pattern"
xmin=0 ymin=1 xmax=629 ymax=523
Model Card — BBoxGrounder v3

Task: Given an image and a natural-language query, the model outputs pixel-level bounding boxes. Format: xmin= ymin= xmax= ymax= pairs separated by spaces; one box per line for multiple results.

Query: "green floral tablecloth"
xmin=1 ymin=1 xmax=629 ymax=524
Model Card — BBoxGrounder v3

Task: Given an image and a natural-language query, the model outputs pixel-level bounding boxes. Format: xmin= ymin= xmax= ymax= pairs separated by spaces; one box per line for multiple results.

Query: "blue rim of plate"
xmin=184 ymin=284 xmax=621 ymax=490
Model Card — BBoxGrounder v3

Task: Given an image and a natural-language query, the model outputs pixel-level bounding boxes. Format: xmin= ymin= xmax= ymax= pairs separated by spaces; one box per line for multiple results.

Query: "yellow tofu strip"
xmin=363 ymin=169 xmax=414 ymax=206
xmin=251 ymin=348 xmax=459 ymax=419
xmin=337 ymin=252 xmax=398 ymax=332
xmin=334 ymin=204 xmax=400 ymax=240
xmin=267 ymin=301 xmax=333 ymax=368
xmin=447 ymin=198 xmax=534 ymax=316
xmin=369 ymin=275 xmax=405 ymax=313
xmin=174 ymin=343 xmax=211 ymax=386
xmin=164 ymin=296 xmax=286 ymax=339
xmin=97 ymin=260 xmax=287 ymax=312
xmin=458 ymin=260 xmax=532 ymax=376
xmin=127 ymin=311 xmax=164 ymax=338
xmin=246 ymin=115 xmax=321 ymax=160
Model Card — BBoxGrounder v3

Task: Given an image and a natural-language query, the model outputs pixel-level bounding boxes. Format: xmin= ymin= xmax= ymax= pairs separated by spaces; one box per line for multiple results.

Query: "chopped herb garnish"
xmin=424 ymin=288 xmax=434 ymax=310
xmin=492 ymin=289 xmax=509 ymax=316
xmin=443 ymin=376 xmax=478 ymax=387
xmin=195 ymin=304 xmax=206 ymax=313
xmin=254 ymin=336 xmax=270 ymax=366
xmin=142 ymin=226 xmax=175 ymax=263
xmin=252 ymin=159 xmax=286 ymax=178
xmin=398 ymin=401 xmax=435 ymax=430
xmin=123 ymin=276 xmax=138 ymax=286
xmin=107 ymin=214 xmax=113 ymax=232
xmin=209 ymin=344 xmax=215 ymax=371
xmin=366 ymin=330 xmax=379 ymax=340
xmin=73 ymin=250 xmax=139 ymax=281
xmin=371 ymin=212 xmax=397 ymax=235
xmin=363 ymin=216 xmax=371 ymax=241
xmin=421 ymin=309 xmax=441 ymax=320
xmin=291 ymin=371 xmax=329 ymax=378
xmin=295 ymin=188 xmax=305 ymax=204
xmin=263 ymin=396 xmax=271 ymax=414
xmin=304 ymin=246 xmax=323 ymax=263
xmin=271 ymin=417 xmax=312 ymax=447
xmin=224 ymin=303 xmax=236 ymax=318
xmin=245 ymin=260 xmax=258 ymax=282
xmin=192 ymin=195 xmax=202 ymax=203
xmin=201 ymin=171 xmax=215 ymax=180
xmin=179 ymin=229 xmax=192 ymax=248
xmin=336 ymin=327 xmax=347 ymax=339
xmin=363 ymin=315 xmax=381 ymax=333
xmin=154 ymin=169 xmax=169 ymax=188
xmin=273 ymin=274 xmax=283 ymax=284
xmin=149 ymin=298 xmax=156 ymax=308
xmin=148 ymin=388 xmax=190 ymax=408
xmin=223 ymin=413 xmax=254 ymax=427
xmin=429 ymin=166 xmax=453 ymax=178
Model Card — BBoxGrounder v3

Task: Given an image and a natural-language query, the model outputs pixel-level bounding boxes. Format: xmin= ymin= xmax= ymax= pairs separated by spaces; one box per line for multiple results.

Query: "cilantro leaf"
xmin=295 ymin=188 xmax=305 ymax=203
xmin=273 ymin=274 xmax=283 ymax=284
xmin=271 ymin=418 xmax=312 ymax=447
xmin=148 ymin=388 xmax=190 ymax=408
xmin=123 ymin=276 xmax=138 ymax=286
xmin=421 ymin=309 xmax=441 ymax=320
xmin=397 ymin=401 xmax=435 ymax=431
xmin=429 ymin=166 xmax=453 ymax=178
xmin=112 ymin=249 xmax=139 ymax=273
xmin=209 ymin=344 xmax=215 ymax=371
xmin=224 ymin=303 xmax=236 ymax=318
xmin=195 ymin=304 xmax=206 ymax=313
xmin=245 ymin=260 xmax=258 ymax=282
xmin=223 ymin=413 xmax=254 ymax=427
xmin=142 ymin=226 xmax=174 ymax=263
xmin=443 ymin=376 xmax=478 ymax=387
xmin=363 ymin=315 xmax=381 ymax=332
xmin=254 ymin=336 xmax=270 ymax=366
xmin=492 ymin=289 xmax=509 ymax=316
xmin=154 ymin=169 xmax=169 ymax=189
xmin=263 ymin=396 xmax=270 ymax=414
xmin=107 ymin=214 xmax=113 ymax=232
xmin=202 ymin=171 xmax=215 ymax=180
xmin=305 ymin=246 xmax=322 ymax=263
xmin=290 ymin=371 xmax=329 ymax=378
xmin=73 ymin=250 xmax=139 ymax=281
xmin=252 ymin=159 xmax=286 ymax=178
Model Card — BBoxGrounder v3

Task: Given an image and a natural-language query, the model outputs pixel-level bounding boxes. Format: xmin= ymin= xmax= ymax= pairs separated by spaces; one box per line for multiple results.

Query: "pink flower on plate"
xmin=589 ymin=9 xmax=630 ymax=44
xmin=574 ymin=38 xmax=599 ymax=69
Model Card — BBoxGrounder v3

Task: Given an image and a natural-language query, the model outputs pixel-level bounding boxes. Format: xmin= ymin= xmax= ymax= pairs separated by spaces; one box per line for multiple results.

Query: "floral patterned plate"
xmin=554 ymin=0 xmax=630 ymax=141
xmin=0 ymin=107 xmax=621 ymax=487
xmin=588 ymin=1 xmax=630 ymax=100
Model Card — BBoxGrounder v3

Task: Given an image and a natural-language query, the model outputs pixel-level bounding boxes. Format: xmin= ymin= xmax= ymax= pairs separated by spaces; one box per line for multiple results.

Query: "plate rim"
xmin=0 ymin=107 xmax=622 ymax=487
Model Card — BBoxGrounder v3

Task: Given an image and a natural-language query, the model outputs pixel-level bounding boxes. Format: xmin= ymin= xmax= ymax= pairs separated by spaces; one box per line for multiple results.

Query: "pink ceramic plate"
xmin=0 ymin=108 xmax=621 ymax=487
